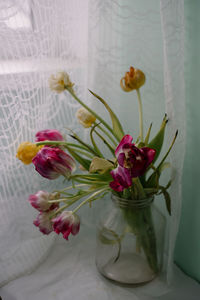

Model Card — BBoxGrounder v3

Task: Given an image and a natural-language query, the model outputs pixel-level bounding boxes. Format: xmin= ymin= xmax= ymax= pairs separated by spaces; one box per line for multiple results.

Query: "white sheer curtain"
xmin=0 ymin=0 xmax=185 ymax=294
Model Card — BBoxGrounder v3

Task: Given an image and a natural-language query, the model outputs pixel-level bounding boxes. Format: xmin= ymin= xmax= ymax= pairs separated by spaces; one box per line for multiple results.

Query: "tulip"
xmin=28 ymin=191 xmax=59 ymax=212
xmin=16 ymin=142 xmax=43 ymax=165
xmin=110 ymin=165 xmax=132 ymax=192
xmin=33 ymin=211 xmax=53 ymax=235
xmin=52 ymin=211 xmax=80 ymax=240
xmin=115 ymin=135 xmax=156 ymax=177
xmin=120 ymin=66 xmax=145 ymax=92
xmin=32 ymin=146 xmax=76 ymax=179
xmin=35 ymin=129 xmax=64 ymax=142
xmin=49 ymin=71 xmax=74 ymax=93
xmin=76 ymin=107 xmax=96 ymax=128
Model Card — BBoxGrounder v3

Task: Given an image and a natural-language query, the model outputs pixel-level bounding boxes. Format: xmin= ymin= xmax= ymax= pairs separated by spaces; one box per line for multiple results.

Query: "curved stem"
xmin=95 ymin=123 xmax=118 ymax=146
xmin=72 ymin=187 xmax=109 ymax=214
xmin=136 ymin=89 xmax=144 ymax=143
xmin=66 ymin=89 xmax=120 ymax=141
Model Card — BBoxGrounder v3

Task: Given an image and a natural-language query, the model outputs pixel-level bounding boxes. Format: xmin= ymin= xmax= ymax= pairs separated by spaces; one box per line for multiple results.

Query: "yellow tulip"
xmin=120 ymin=66 xmax=145 ymax=92
xmin=16 ymin=142 xmax=43 ymax=165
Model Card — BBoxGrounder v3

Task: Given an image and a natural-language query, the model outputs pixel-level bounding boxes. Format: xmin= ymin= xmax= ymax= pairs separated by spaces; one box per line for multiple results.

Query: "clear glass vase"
xmin=95 ymin=193 xmax=166 ymax=285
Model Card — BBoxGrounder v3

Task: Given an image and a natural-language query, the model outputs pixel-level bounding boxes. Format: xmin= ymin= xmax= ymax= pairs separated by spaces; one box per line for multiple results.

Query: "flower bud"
xmin=35 ymin=129 xmax=64 ymax=142
xmin=16 ymin=142 xmax=43 ymax=165
xmin=32 ymin=146 xmax=76 ymax=179
xmin=76 ymin=107 xmax=96 ymax=128
xmin=52 ymin=211 xmax=80 ymax=240
xmin=49 ymin=71 xmax=74 ymax=93
xmin=28 ymin=191 xmax=59 ymax=212
xmin=33 ymin=211 xmax=53 ymax=235
xmin=120 ymin=66 xmax=145 ymax=92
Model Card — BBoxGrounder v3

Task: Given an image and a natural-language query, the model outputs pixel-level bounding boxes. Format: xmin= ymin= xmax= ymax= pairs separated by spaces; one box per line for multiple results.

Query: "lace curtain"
xmin=0 ymin=0 xmax=185 ymax=292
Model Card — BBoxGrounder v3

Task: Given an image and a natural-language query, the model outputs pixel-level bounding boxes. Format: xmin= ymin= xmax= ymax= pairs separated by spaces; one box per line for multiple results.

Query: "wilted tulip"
xmin=33 ymin=211 xmax=53 ymax=235
xmin=49 ymin=71 xmax=74 ymax=93
xmin=76 ymin=107 xmax=96 ymax=128
xmin=110 ymin=165 xmax=132 ymax=192
xmin=16 ymin=142 xmax=43 ymax=165
xmin=35 ymin=129 xmax=64 ymax=142
xmin=120 ymin=66 xmax=145 ymax=92
xmin=28 ymin=190 xmax=59 ymax=212
xmin=115 ymin=135 xmax=156 ymax=177
xmin=32 ymin=146 xmax=76 ymax=179
xmin=52 ymin=211 xmax=80 ymax=240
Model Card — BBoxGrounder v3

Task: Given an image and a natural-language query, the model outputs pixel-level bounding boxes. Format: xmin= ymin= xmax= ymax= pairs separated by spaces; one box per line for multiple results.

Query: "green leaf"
xmin=89 ymin=90 xmax=124 ymax=141
xmin=64 ymin=144 xmax=91 ymax=171
xmin=90 ymin=124 xmax=103 ymax=157
xmin=146 ymin=131 xmax=178 ymax=188
xmin=159 ymin=186 xmax=171 ymax=216
xmin=147 ymin=114 xmax=168 ymax=163
xmin=144 ymin=123 xmax=152 ymax=145
xmin=94 ymin=129 xmax=115 ymax=156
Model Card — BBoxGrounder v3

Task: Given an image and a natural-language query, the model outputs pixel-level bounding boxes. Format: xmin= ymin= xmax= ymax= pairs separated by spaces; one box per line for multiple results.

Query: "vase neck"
xmin=111 ymin=193 xmax=153 ymax=209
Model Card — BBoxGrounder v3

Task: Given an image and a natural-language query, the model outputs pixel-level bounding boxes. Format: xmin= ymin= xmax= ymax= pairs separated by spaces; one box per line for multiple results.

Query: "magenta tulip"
xmin=115 ymin=135 xmax=156 ymax=177
xmin=28 ymin=191 xmax=59 ymax=212
xmin=35 ymin=129 xmax=64 ymax=142
xmin=52 ymin=211 xmax=80 ymax=240
xmin=33 ymin=211 xmax=53 ymax=235
xmin=110 ymin=165 xmax=132 ymax=192
xmin=32 ymin=146 xmax=76 ymax=179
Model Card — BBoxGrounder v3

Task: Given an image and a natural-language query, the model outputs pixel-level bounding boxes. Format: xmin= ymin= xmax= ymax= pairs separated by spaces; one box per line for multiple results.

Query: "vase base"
xmin=97 ymin=253 xmax=157 ymax=285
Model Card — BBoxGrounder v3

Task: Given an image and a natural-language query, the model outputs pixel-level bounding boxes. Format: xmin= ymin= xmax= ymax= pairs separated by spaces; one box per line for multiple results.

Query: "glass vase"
xmin=95 ymin=193 xmax=166 ymax=285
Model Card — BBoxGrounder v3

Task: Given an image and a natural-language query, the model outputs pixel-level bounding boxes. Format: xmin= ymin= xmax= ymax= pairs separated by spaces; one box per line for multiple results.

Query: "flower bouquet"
xmin=16 ymin=67 xmax=177 ymax=284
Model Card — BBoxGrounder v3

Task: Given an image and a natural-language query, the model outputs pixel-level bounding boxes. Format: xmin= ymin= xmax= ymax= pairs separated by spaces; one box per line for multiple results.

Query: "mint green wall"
xmin=174 ymin=0 xmax=200 ymax=282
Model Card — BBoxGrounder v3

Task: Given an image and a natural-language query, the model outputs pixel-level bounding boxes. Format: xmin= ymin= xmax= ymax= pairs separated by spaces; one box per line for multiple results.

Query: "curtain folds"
xmin=0 ymin=0 xmax=185 ymax=293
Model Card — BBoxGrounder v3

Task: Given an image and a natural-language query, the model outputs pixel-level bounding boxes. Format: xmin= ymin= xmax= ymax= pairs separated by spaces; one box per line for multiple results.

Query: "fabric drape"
xmin=0 ymin=1 xmax=185 ymax=296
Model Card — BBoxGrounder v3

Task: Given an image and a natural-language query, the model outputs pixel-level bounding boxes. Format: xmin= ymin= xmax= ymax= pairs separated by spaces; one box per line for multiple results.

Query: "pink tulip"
xmin=110 ymin=165 xmax=132 ymax=192
xmin=33 ymin=211 xmax=53 ymax=235
xmin=32 ymin=146 xmax=76 ymax=179
xmin=52 ymin=211 xmax=80 ymax=240
xmin=28 ymin=191 xmax=59 ymax=212
xmin=115 ymin=135 xmax=156 ymax=177
xmin=35 ymin=129 xmax=64 ymax=142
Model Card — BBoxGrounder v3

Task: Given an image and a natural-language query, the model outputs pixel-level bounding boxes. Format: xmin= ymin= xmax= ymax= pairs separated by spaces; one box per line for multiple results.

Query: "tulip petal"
xmin=110 ymin=165 xmax=132 ymax=192
xmin=115 ymin=135 xmax=133 ymax=157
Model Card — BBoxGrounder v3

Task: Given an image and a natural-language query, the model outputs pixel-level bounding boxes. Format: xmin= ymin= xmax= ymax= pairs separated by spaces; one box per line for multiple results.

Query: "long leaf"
xmin=147 ymin=114 xmax=168 ymax=163
xmin=90 ymin=123 xmax=103 ymax=157
xmin=89 ymin=90 xmax=124 ymax=141
xmin=64 ymin=144 xmax=91 ymax=171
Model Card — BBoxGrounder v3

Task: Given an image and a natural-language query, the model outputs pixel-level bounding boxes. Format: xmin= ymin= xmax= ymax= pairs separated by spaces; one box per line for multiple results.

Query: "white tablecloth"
xmin=1 ymin=227 xmax=200 ymax=300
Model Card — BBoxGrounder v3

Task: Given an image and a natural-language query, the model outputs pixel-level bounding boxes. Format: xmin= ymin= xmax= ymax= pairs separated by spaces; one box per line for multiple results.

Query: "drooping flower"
xmin=120 ymin=66 xmax=145 ymax=92
xmin=110 ymin=165 xmax=132 ymax=192
xmin=28 ymin=191 xmax=59 ymax=212
xmin=35 ymin=129 xmax=64 ymax=142
xmin=33 ymin=211 xmax=53 ymax=235
xmin=76 ymin=107 xmax=96 ymax=128
xmin=115 ymin=135 xmax=156 ymax=177
xmin=49 ymin=71 xmax=74 ymax=93
xmin=32 ymin=146 xmax=76 ymax=179
xmin=16 ymin=142 xmax=43 ymax=165
xmin=52 ymin=211 xmax=80 ymax=240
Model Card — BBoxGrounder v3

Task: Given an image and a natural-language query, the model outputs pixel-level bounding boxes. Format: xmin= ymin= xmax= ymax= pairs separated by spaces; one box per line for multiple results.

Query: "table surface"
xmin=1 ymin=228 xmax=200 ymax=300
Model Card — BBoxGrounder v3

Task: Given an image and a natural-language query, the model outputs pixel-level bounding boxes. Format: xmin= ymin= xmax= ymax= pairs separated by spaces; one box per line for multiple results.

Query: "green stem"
xmin=72 ymin=187 xmax=109 ymax=214
xmin=66 ymin=89 xmax=119 ymax=141
xmin=132 ymin=177 xmax=146 ymax=199
xmin=68 ymin=147 xmax=94 ymax=158
xmin=136 ymin=89 xmax=144 ymax=143
xmin=95 ymin=123 xmax=118 ymax=146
